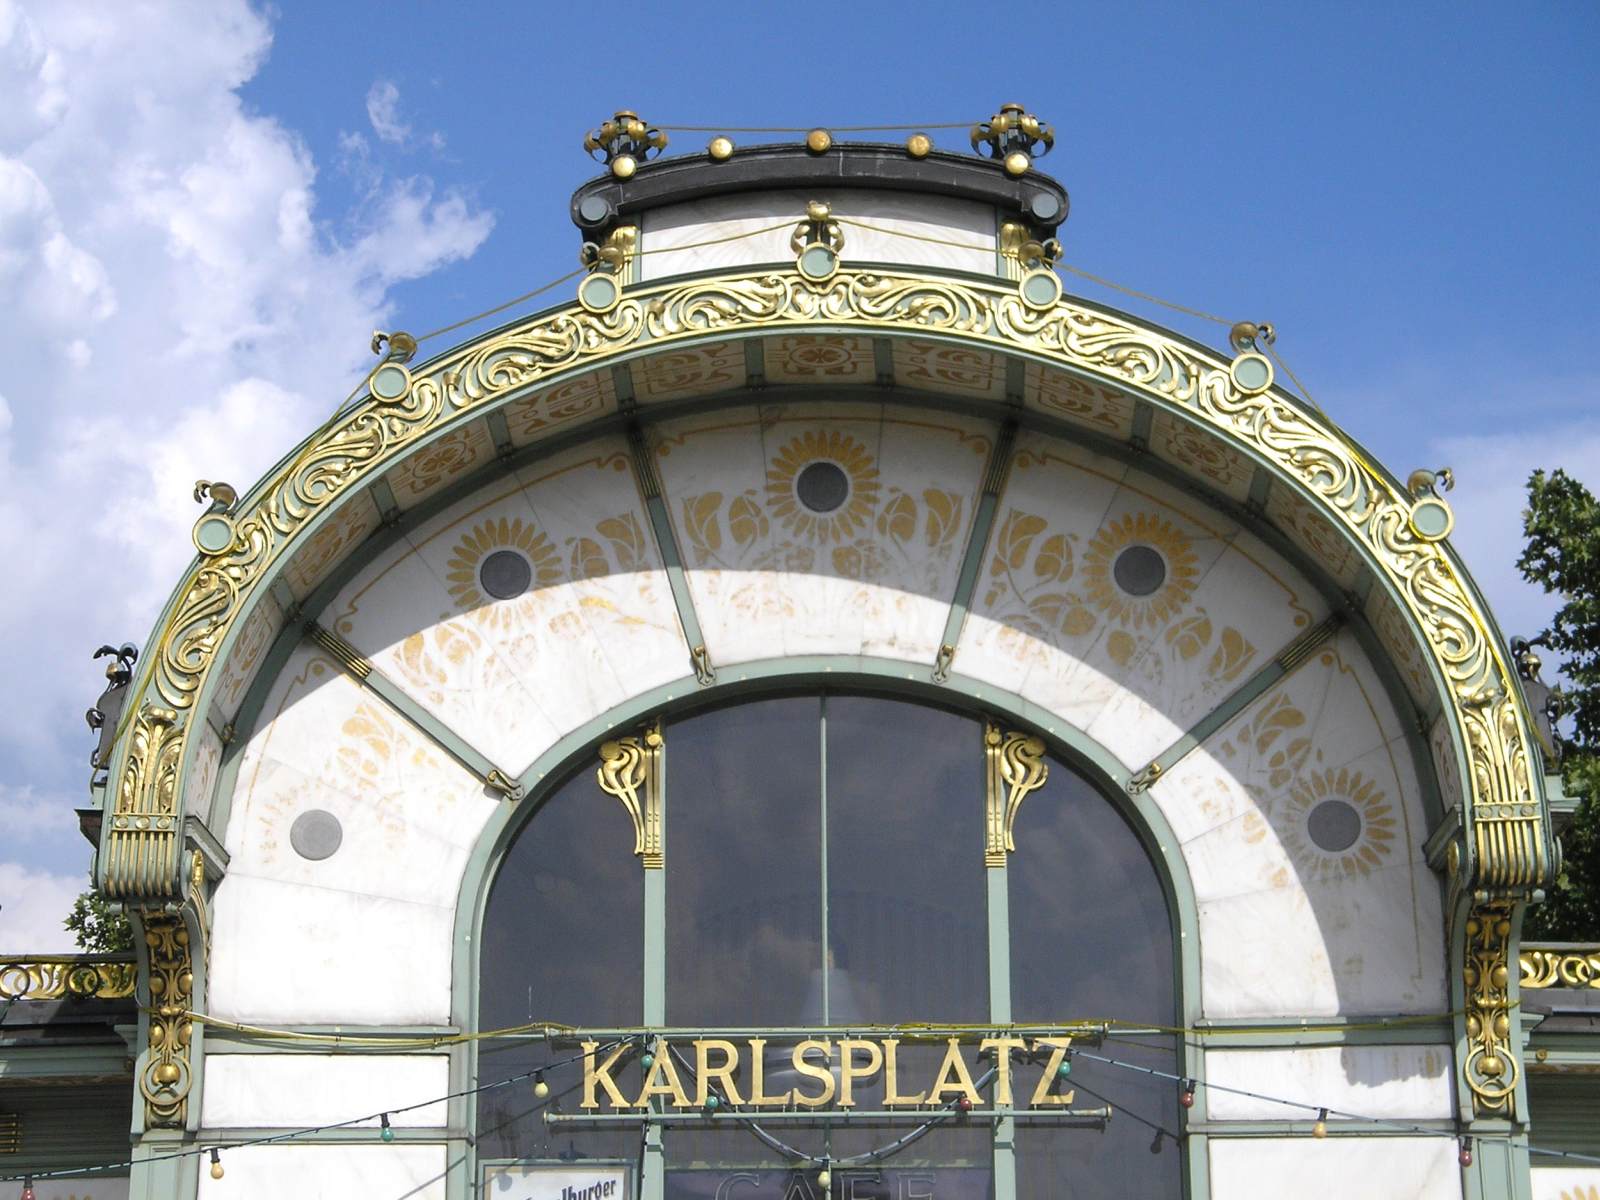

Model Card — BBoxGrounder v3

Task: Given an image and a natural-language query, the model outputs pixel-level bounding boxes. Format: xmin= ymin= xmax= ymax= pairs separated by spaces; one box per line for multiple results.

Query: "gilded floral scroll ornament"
xmin=985 ymin=722 xmax=1048 ymax=866
xmin=137 ymin=851 xmax=208 ymax=1128
xmin=1519 ymin=947 xmax=1600 ymax=989
xmin=1462 ymin=901 xmax=1518 ymax=1117
xmin=596 ymin=719 xmax=664 ymax=868
xmin=0 ymin=957 xmax=136 ymax=1001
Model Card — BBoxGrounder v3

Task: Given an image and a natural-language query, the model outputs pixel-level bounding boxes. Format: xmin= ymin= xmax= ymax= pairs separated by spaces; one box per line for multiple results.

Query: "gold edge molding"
xmin=596 ymin=719 xmax=664 ymax=868
xmin=103 ymin=264 xmax=1541 ymax=900
xmin=1463 ymin=900 xmax=1518 ymax=1117
xmin=1520 ymin=946 xmax=1600 ymax=989
xmin=0 ymin=956 xmax=137 ymax=1001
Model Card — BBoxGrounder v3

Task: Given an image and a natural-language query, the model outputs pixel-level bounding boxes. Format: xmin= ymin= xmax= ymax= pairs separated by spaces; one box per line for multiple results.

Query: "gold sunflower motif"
xmin=765 ymin=431 xmax=880 ymax=542
xmin=443 ymin=517 xmax=562 ymax=610
xmin=1080 ymin=512 xmax=1200 ymax=629
xmin=1279 ymin=766 xmax=1397 ymax=884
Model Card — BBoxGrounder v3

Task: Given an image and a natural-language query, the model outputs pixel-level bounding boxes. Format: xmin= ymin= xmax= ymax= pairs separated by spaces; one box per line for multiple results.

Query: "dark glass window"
xmin=479 ymin=694 xmax=1179 ymax=1197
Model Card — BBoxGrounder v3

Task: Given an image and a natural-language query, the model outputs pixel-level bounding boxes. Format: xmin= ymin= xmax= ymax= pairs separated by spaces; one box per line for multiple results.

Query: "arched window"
xmin=478 ymin=694 xmax=1179 ymax=1197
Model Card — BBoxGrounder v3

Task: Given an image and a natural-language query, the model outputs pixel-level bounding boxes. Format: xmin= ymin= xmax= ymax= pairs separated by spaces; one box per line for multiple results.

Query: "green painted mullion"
xmin=819 ymin=697 xmax=831 ymax=1024
xmin=628 ymin=424 xmax=714 ymax=685
xmin=932 ymin=421 xmax=1016 ymax=682
xmin=641 ymin=731 xmax=667 ymax=1200
xmin=988 ymin=864 xmax=1016 ymax=1200
xmin=1129 ymin=614 xmax=1343 ymax=791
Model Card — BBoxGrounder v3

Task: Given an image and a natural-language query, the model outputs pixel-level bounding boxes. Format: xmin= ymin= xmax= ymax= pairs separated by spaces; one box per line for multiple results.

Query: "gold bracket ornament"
xmin=1462 ymin=900 xmax=1519 ymax=1116
xmin=689 ymin=644 xmax=715 ymax=687
xmin=1406 ymin=465 xmax=1456 ymax=542
xmin=792 ymin=201 xmax=844 ymax=282
xmin=985 ymin=722 xmax=1048 ymax=866
xmin=104 ymin=705 xmax=184 ymax=900
xmin=484 ymin=769 xmax=524 ymax=801
xmin=191 ymin=480 xmax=239 ymax=557
xmin=578 ymin=226 xmax=638 ymax=314
xmin=138 ymin=851 xmax=208 ymax=1128
xmin=597 ymin=719 xmax=664 ymax=868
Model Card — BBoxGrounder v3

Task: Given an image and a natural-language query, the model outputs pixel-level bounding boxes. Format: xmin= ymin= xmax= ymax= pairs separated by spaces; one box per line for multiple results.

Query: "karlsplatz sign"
xmin=580 ymin=1036 xmax=1075 ymax=1110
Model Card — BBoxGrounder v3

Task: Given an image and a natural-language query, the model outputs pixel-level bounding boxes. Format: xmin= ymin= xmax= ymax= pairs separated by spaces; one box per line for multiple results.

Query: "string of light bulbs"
xmin=9 ymin=1032 xmax=1598 ymax=1195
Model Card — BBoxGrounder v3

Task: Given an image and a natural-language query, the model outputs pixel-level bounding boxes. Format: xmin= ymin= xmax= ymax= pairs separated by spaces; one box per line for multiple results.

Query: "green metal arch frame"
xmin=447 ymin=660 xmax=1210 ymax=1199
xmin=96 ymin=258 xmax=1551 ymax=1163
xmin=98 ymin=261 xmax=1547 ymax=911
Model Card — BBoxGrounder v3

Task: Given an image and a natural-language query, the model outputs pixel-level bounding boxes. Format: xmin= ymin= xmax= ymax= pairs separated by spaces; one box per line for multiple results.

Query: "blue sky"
xmin=1 ymin=0 xmax=1595 ymax=948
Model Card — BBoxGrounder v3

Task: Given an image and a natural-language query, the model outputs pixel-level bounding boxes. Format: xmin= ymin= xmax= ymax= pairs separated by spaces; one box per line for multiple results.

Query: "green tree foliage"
xmin=65 ymin=889 xmax=134 ymax=954
xmin=1518 ymin=468 xmax=1600 ymax=940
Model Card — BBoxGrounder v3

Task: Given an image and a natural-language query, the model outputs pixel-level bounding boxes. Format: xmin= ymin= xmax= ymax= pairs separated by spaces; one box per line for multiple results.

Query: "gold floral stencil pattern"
xmin=1279 ymin=765 xmax=1398 ymax=883
xmin=766 ymin=430 xmax=881 ymax=542
xmin=444 ymin=517 xmax=563 ymax=610
xmin=1081 ymin=511 xmax=1202 ymax=631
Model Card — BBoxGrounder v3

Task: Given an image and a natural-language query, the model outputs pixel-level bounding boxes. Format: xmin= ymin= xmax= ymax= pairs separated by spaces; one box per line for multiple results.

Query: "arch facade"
xmin=87 ymin=143 xmax=1557 ymax=1199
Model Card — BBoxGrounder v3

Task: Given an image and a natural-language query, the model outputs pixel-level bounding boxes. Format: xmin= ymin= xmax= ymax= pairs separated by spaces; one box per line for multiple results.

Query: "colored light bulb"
xmin=1311 ymin=1108 xmax=1328 ymax=1139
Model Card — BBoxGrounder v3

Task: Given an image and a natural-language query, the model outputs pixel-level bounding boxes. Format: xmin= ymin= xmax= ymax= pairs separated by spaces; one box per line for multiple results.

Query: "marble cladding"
xmin=1204 ymin=1046 xmax=1453 ymax=1119
xmin=200 ymin=1054 xmax=450 ymax=1128
xmin=1208 ymin=1138 xmax=1461 ymax=1199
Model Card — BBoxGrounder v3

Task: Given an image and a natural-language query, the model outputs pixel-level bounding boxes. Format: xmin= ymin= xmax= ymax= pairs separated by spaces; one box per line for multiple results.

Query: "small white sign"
xmin=482 ymin=1163 xmax=631 ymax=1200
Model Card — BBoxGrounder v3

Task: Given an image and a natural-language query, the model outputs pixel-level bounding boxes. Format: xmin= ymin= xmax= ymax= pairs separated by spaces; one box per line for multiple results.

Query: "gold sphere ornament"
xmin=611 ymin=154 xmax=637 ymax=179
xmin=1003 ymin=150 xmax=1030 ymax=176
xmin=708 ymin=136 xmax=734 ymax=161
xmin=806 ymin=128 xmax=832 ymax=154
xmin=906 ymin=132 xmax=932 ymax=158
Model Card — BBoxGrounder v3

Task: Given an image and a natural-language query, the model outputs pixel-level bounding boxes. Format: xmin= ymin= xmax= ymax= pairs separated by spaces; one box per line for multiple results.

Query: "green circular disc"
xmin=580 ymin=274 xmax=619 ymax=310
xmin=1021 ymin=271 xmax=1061 ymax=308
xmin=1230 ymin=353 xmax=1272 ymax=393
xmin=1411 ymin=498 xmax=1453 ymax=539
xmin=195 ymin=515 xmax=234 ymax=554
xmin=799 ymin=245 xmax=837 ymax=280
xmin=371 ymin=364 xmax=410 ymax=400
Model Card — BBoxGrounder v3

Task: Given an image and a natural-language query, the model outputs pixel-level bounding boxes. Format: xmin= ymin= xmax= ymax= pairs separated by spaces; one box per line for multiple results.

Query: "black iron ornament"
xmin=971 ymin=103 xmax=1054 ymax=176
xmin=85 ymin=642 xmax=139 ymax=773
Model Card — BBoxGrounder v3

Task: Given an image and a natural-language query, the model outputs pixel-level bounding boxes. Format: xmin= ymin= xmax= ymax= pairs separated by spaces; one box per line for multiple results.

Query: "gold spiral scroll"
xmin=596 ymin=719 xmax=665 ymax=869
xmin=0 ymin=956 xmax=137 ymax=1001
xmin=1520 ymin=947 xmax=1600 ymax=989
xmin=985 ymin=722 xmax=1048 ymax=866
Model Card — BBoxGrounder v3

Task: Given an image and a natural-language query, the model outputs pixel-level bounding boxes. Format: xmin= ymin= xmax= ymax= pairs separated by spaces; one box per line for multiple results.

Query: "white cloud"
xmin=0 ymin=0 xmax=493 ymax=932
xmin=0 ymin=782 xmax=77 ymax=842
xmin=0 ymin=862 xmax=84 ymax=953
xmin=366 ymin=79 xmax=410 ymax=144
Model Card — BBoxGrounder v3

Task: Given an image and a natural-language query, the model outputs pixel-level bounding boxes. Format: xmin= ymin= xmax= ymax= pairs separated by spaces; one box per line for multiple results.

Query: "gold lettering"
xmin=980 ymin=1037 xmax=1028 ymax=1106
xmin=927 ymin=1037 xmax=981 ymax=1106
xmin=882 ymin=1039 xmax=926 ymax=1106
xmin=791 ymin=1039 xmax=836 ymax=1107
xmin=635 ymin=1039 xmax=691 ymax=1108
xmin=582 ymin=1041 xmax=630 ymax=1109
xmin=746 ymin=1039 xmax=792 ymax=1106
xmin=694 ymin=1039 xmax=746 ymax=1106
xmin=837 ymin=1038 xmax=884 ymax=1108
xmin=1028 ymin=1037 xmax=1075 ymax=1108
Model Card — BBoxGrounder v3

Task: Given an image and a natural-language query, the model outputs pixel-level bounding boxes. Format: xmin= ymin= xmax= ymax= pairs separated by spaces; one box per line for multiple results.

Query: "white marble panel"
xmin=1208 ymin=1137 xmax=1461 ymax=1199
xmin=322 ymin=438 xmax=687 ymax=775
xmin=1533 ymin=1168 xmax=1600 ymax=1199
xmin=1153 ymin=630 xmax=1444 ymax=1017
xmin=640 ymin=189 xmax=996 ymax=280
xmin=225 ymin=644 xmax=498 ymax=910
xmin=196 ymin=1143 xmax=447 ymax=1200
xmin=1205 ymin=1045 xmax=1453 ymax=1120
xmin=209 ymin=873 xmax=453 ymax=1025
xmin=201 ymin=1054 xmax=450 ymax=1128
xmin=656 ymin=405 xmax=990 ymax=668
xmin=960 ymin=440 xmax=1321 ymax=769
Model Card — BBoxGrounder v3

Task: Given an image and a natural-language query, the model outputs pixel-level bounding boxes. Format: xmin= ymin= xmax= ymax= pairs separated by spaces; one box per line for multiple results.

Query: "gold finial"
xmin=805 ymin=128 xmax=832 ymax=154
xmin=971 ymin=103 xmax=1054 ymax=175
xmin=584 ymin=109 xmax=668 ymax=178
xmin=906 ymin=132 xmax=932 ymax=158
xmin=708 ymin=135 xmax=734 ymax=161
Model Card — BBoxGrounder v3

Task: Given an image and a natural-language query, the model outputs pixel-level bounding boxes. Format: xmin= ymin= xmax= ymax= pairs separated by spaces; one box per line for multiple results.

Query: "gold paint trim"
xmin=985 ymin=721 xmax=1048 ymax=866
xmin=0 ymin=956 xmax=137 ymax=1001
xmin=1520 ymin=946 xmax=1600 ymax=989
xmin=1463 ymin=900 xmax=1518 ymax=1116
xmin=596 ymin=718 xmax=664 ymax=869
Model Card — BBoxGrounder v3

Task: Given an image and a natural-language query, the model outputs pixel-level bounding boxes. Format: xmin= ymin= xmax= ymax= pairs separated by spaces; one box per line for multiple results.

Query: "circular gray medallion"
xmin=480 ymin=550 xmax=533 ymax=600
xmin=1113 ymin=545 xmax=1167 ymax=596
xmin=796 ymin=461 xmax=850 ymax=513
xmin=1307 ymin=799 xmax=1362 ymax=853
xmin=290 ymin=809 xmax=343 ymax=861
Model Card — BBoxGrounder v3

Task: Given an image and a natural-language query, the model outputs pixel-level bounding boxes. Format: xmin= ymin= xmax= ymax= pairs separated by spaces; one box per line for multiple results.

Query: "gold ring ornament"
xmin=577 ymin=271 xmax=623 ymax=313
xmin=791 ymin=200 xmax=844 ymax=282
xmin=1018 ymin=268 xmax=1062 ymax=310
xmin=1405 ymin=466 xmax=1456 ymax=541
xmin=1228 ymin=352 xmax=1274 ymax=395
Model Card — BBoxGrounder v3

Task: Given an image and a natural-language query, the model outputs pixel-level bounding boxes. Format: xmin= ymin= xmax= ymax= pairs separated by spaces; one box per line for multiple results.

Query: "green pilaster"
xmin=988 ymin=864 xmax=1016 ymax=1200
xmin=641 ymin=733 xmax=667 ymax=1200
